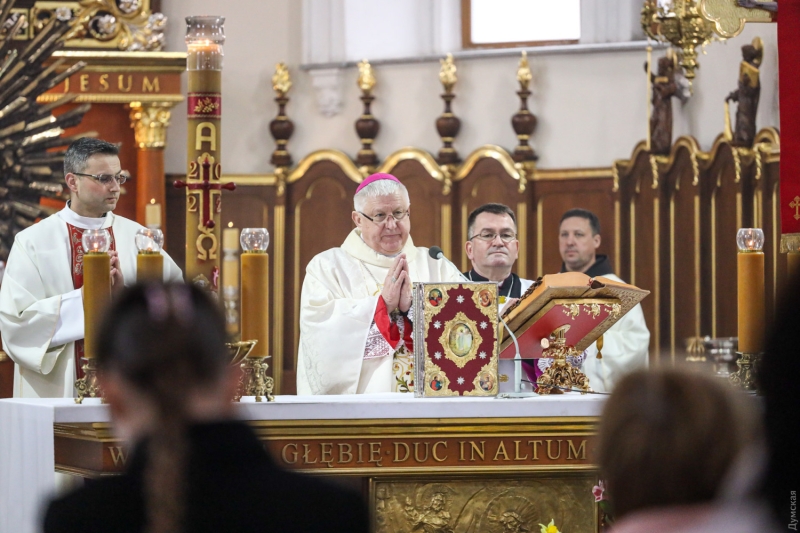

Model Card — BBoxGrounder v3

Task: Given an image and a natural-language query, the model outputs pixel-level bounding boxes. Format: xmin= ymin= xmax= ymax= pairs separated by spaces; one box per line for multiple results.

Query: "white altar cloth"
xmin=0 ymin=393 xmax=605 ymax=533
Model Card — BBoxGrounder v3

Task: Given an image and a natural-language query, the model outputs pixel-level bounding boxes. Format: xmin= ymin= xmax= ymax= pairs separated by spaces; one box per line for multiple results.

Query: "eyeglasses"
xmin=358 ymin=210 xmax=409 ymax=224
xmin=74 ymin=171 xmax=131 ymax=186
xmin=470 ymin=231 xmax=517 ymax=243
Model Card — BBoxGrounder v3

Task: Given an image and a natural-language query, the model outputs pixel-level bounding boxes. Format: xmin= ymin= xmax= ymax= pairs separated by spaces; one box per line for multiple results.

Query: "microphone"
xmin=428 ymin=246 xmax=470 ymax=282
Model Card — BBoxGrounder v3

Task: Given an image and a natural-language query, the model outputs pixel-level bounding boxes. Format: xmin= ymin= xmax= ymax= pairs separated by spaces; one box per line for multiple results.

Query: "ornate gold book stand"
xmin=535 ymin=325 xmax=591 ymax=395
xmin=499 ymin=272 xmax=650 ymax=396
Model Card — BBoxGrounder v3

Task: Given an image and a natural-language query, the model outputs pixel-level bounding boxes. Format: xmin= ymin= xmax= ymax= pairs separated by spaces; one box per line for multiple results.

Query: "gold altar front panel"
xmin=371 ymin=474 xmax=596 ymax=533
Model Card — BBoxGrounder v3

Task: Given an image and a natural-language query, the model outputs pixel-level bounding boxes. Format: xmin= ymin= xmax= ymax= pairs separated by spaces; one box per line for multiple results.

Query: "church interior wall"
xmin=159 ymin=1 xmax=778 ymax=175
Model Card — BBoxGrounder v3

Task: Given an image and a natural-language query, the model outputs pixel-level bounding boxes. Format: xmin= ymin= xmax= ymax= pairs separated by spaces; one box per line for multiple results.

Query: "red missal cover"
xmin=413 ymin=282 xmax=499 ymax=397
xmin=499 ymin=272 xmax=649 ymax=360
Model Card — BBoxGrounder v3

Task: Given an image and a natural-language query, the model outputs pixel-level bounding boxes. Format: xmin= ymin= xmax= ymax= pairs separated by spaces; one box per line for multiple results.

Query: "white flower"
xmin=95 ymin=14 xmax=118 ymax=36
xmin=456 ymin=295 xmax=464 ymax=303
xmin=479 ymin=351 xmax=487 ymax=359
xmin=55 ymin=7 xmax=73 ymax=21
xmin=480 ymin=321 xmax=488 ymax=329
xmin=434 ymin=351 xmax=442 ymax=360
xmin=434 ymin=320 xmax=442 ymax=329
xmin=457 ymin=376 xmax=465 ymax=385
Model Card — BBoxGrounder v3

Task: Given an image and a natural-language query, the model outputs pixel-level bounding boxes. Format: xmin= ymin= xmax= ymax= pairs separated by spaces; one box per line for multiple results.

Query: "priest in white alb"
xmin=297 ymin=173 xmax=463 ymax=395
xmin=0 ymin=138 xmax=182 ymax=398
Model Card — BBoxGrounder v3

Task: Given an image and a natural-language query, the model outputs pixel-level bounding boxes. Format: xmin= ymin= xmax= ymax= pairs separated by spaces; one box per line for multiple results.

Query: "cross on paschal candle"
xmin=175 ymin=153 xmax=235 ymax=230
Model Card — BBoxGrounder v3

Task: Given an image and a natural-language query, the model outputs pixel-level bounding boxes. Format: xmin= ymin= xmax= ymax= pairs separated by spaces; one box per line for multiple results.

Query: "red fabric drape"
xmin=779 ymin=0 xmax=800 ymax=247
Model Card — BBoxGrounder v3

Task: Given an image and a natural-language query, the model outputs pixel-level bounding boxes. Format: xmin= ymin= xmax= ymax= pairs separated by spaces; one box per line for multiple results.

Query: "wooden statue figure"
xmin=650 ymin=56 xmax=678 ymax=155
xmin=726 ymin=37 xmax=763 ymax=147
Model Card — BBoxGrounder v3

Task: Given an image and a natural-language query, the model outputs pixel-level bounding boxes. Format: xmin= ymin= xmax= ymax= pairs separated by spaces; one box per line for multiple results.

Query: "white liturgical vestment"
xmin=0 ymin=206 xmax=182 ymax=398
xmin=579 ymin=273 xmax=649 ymax=392
xmin=297 ymin=229 xmax=463 ymax=395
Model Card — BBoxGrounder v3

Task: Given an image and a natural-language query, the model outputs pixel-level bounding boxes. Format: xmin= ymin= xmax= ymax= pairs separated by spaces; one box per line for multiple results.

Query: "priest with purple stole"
xmin=0 ymin=138 xmax=182 ymax=398
xmin=297 ymin=173 xmax=463 ymax=395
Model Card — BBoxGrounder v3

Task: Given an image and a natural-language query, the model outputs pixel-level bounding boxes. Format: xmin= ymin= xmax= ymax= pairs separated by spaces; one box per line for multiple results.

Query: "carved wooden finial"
xmin=436 ymin=53 xmax=461 ymax=165
xmin=512 ymin=51 xmax=538 ymax=163
xmin=270 ymin=62 xmax=294 ymax=169
xmin=355 ymin=59 xmax=379 ymax=170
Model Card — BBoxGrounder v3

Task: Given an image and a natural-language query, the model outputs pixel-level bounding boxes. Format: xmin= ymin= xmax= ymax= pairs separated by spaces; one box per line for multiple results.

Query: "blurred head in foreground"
xmin=96 ymin=282 xmax=238 ymax=533
xmin=97 ymin=282 xmax=237 ymax=438
xmin=760 ymin=273 xmax=800 ymax=525
xmin=597 ymin=367 xmax=762 ymax=522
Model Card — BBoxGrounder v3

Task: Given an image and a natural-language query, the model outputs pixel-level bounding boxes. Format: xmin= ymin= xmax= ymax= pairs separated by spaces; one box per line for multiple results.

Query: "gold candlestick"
xmin=175 ymin=16 xmax=235 ymax=294
xmin=236 ymin=228 xmax=273 ymax=401
xmin=136 ymin=228 xmax=165 ymax=282
xmin=732 ymin=228 xmax=765 ymax=390
xmin=76 ymin=229 xmax=111 ymax=403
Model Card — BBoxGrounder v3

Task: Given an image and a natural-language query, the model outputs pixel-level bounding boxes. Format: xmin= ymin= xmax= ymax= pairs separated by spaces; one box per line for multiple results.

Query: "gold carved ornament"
xmin=439 ymin=53 xmax=457 ymax=94
xmin=438 ymin=311 xmax=481 ymax=370
xmin=517 ymin=50 xmax=532 ymax=92
xmin=272 ymin=62 xmax=291 ymax=96
xmin=29 ymin=0 xmax=168 ymax=51
xmin=536 ymin=325 xmax=591 ymax=395
xmin=357 ymin=59 xmax=376 ymax=96
xmin=641 ymin=0 xmax=716 ymax=91
xmin=700 ymin=0 xmax=774 ymax=39
xmin=128 ymin=101 xmax=172 ymax=149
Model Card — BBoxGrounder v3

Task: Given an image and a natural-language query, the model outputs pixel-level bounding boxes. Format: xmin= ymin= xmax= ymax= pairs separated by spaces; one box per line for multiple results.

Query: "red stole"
xmin=66 ymin=223 xmax=116 ymax=379
xmin=778 ymin=2 xmax=800 ymax=250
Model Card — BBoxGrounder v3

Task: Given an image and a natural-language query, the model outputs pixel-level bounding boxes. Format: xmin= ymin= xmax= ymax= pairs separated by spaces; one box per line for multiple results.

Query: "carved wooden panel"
xmin=761 ymin=160 xmax=784 ymax=325
xmin=619 ymin=152 xmax=661 ymax=359
xmin=703 ymin=145 xmax=750 ymax=339
xmin=663 ymin=148 xmax=702 ymax=361
xmin=372 ymin=475 xmax=596 ymax=533
xmin=388 ymin=159 xmax=447 ymax=252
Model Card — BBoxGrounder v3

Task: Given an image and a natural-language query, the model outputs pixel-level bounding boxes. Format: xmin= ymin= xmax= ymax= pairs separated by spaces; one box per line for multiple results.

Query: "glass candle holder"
xmin=736 ymin=228 xmax=765 ymax=252
xmin=240 ymin=228 xmax=269 ymax=253
xmin=135 ymin=228 xmax=164 ymax=253
xmin=82 ymin=229 xmax=110 ymax=253
xmin=185 ymin=16 xmax=225 ymax=71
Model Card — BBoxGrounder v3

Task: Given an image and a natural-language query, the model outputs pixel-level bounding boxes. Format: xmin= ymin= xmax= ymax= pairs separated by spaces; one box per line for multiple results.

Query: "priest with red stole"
xmin=0 ymin=138 xmax=182 ymax=399
xmin=297 ymin=173 xmax=463 ymax=395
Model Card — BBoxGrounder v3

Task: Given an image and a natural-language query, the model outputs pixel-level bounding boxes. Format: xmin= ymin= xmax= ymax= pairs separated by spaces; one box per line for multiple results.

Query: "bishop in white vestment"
xmin=0 ymin=138 xmax=182 ymax=398
xmin=297 ymin=174 xmax=462 ymax=395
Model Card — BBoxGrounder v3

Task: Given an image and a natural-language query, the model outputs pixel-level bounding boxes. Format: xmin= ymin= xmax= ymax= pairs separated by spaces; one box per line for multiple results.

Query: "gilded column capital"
xmin=129 ymin=101 xmax=174 ymax=149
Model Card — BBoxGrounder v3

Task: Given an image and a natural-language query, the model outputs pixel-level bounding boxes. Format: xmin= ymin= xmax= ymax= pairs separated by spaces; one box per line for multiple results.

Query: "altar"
xmin=0 ymin=394 xmax=603 ymax=533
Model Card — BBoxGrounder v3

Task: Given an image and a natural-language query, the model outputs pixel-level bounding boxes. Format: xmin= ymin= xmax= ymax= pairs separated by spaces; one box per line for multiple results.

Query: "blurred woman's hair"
xmin=596 ymin=367 xmax=761 ymax=519
xmin=96 ymin=283 xmax=230 ymax=533
xmin=760 ymin=273 xmax=800 ymax=524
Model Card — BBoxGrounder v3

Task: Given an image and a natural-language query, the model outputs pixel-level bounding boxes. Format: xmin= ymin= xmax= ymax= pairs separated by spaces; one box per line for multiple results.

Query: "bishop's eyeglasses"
xmin=73 ymin=171 xmax=131 ymax=186
xmin=470 ymin=231 xmax=517 ymax=243
xmin=358 ymin=210 xmax=409 ymax=224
